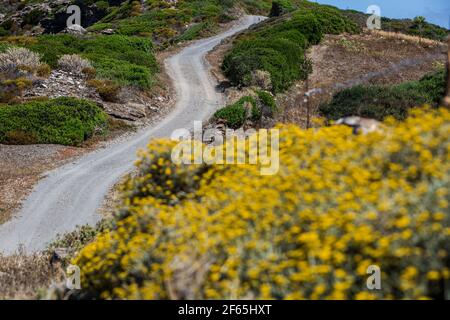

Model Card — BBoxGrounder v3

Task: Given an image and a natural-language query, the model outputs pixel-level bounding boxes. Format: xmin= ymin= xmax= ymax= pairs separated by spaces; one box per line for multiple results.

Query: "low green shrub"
xmin=0 ymin=43 xmax=9 ymax=53
xmin=176 ymin=22 xmax=208 ymax=42
xmin=89 ymin=0 xmax=247 ymax=45
xmin=0 ymin=97 xmax=108 ymax=146
xmin=214 ymin=100 xmax=248 ymax=129
xmin=269 ymin=0 xmax=295 ymax=17
xmin=87 ymin=22 xmax=113 ymax=32
xmin=319 ymin=70 xmax=446 ymax=121
xmin=47 ymin=220 xmax=112 ymax=259
xmin=223 ymin=39 xmax=311 ymax=93
xmin=250 ymin=104 xmax=262 ymax=122
xmin=214 ymin=94 xmax=277 ymax=127
xmin=257 ymin=90 xmax=277 ymax=115
xmin=0 ymin=27 xmax=8 ymax=37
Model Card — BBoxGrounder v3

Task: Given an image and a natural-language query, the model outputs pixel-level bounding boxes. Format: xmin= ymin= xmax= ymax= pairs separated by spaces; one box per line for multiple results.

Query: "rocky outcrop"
xmin=24 ymin=69 xmax=99 ymax=100
xmin=23 ymin=69 xmax=164 ymax=122
xmin=0 ymin=0 xmax=127 ymax=35
xmin=64 ymin=24 xmax=87 ymax=34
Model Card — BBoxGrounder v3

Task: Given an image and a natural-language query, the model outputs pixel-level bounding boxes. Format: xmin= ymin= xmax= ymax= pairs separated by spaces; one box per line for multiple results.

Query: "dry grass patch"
xmin=0 ymin=250 xmax=63 ymax=299
xmin=371 ymin=29 xmax=445 ymax=47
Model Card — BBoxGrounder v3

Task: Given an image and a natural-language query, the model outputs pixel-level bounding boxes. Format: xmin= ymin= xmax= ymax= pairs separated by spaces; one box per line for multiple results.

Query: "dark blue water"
xmin=313 ymin=0 xmax=450 ymax=29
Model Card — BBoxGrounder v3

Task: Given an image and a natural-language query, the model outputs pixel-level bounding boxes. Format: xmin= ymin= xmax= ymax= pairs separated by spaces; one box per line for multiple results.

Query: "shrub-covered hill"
xmin=71 ymin=107 xmax=450 ymax=300
xmin=222 ymin=0 xmax=361 ymax=93
xmin=342 ymin=10 xmax=449 ymax=42
xmin=89 ymin=0 xmax=273 ymax=46
xmin=320 ymin=69 xmax=446 ymax=121
xmin=0 ymin=0 xmax=273 ymax=46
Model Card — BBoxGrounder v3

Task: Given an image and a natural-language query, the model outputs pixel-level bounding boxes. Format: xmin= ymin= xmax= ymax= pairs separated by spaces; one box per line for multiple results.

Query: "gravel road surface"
xmin=0 ymin=15 xmax=263 ymax=254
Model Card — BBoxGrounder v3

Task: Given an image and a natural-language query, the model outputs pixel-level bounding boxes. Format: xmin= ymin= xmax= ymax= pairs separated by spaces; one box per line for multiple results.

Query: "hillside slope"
xmin=0 ymin=15 xmax=262 ymax=254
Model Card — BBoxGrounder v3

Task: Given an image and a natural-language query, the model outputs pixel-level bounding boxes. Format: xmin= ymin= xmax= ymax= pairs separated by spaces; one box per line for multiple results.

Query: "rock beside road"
xmin=64 ymin=24 xmax=87 ymax=35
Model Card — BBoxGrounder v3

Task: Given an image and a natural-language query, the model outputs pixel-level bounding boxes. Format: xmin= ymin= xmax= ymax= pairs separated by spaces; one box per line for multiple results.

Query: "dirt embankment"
xmin=279 ymin=30 xmax=447 ymax=127
xmin=0 ymin=145 xmax=84 ymax=225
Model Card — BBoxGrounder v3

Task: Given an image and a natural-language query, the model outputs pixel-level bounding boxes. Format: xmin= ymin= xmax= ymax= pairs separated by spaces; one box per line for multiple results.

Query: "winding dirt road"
xmin=0 ymin=15 xmax=263 ymax=254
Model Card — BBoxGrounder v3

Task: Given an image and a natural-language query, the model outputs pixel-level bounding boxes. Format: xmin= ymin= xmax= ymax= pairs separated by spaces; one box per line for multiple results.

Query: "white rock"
xmin=66 ymin=24 xmax=87 ymax=35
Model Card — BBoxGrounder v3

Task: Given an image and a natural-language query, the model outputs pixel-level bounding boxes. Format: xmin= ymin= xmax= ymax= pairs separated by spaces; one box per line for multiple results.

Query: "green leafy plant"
xmin=214 ymin=100 xmax=248 ymax=129
xmin=214 ymin=94 xmax=277 ymax=127
xmin=0 ymin=97 xmax=108 ymax=146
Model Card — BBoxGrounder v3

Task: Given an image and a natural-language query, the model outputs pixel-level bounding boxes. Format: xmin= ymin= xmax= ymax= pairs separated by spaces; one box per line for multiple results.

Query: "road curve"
xmin=0 ymin=15 xmax=263 ymax=254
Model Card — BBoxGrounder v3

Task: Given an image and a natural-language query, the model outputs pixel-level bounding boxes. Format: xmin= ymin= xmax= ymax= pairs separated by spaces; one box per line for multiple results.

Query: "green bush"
xmin=269 ymin=0 xmax=295 ymax=17
xmin=398 ymin=70 xmax=446 ymax=106
xmin=0 ymin=43 xmax=8 ymax=53
xmin=214 ymin=94 xmax=277 ymax=127
xmin=95 ymin=1 xmax=110 ymax=11
xmin=222 ymin=1 xmax=360 ymax=93
xmin=23 ymin=34 xmax=157 ymax=89
xmin=382 ymin=17 xmax=448 ymax=42
xmin=176 ymin=22 xmax=208 ymax=42
xmin=0 ymin=27 xmax=9 ymax=37
xmin=0 ymin=97 xmax=108 ymax=146
xmin=89 ymin=0 xmax=252 ymax=45
xmin=223 ymin=39 xmax=310 ymax=92
xmin=87 ymin=22 xmax=113 ymax=32
xmin=257 ymin=90 xmax=277 ymax=114
xmin=319 ymin=70 xmax=446 ymax=121
xmin=341 ymin=11 xmax=449 ymax=41
xmin=99 ymin=0 xmax=134 ymax=23
xmin=214 ymin=100 xmax=247 ymax=129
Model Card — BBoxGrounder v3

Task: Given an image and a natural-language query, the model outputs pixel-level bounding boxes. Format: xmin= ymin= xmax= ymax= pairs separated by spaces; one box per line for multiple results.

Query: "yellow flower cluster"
xmin=73 ymin=107 xmax=450 ymax=300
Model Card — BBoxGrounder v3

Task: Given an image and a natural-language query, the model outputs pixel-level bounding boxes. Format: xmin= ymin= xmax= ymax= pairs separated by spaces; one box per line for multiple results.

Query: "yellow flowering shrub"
xmin=73 ymin=107 xmax=450 ymax=300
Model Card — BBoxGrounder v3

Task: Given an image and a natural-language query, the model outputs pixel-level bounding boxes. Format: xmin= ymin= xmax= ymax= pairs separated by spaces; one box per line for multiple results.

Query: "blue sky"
xmin=313 ymin=0 xmax=450 ymax=28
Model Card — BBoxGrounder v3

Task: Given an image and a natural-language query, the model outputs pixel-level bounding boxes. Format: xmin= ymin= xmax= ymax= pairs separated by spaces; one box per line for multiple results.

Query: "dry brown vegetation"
xmin=371 ymin=29 xmax=445 ymax=47
xmin=277 ymin=30 xmax=447 ymax=127
xmin=0 ymin=145 xmax=85 ymax=224
xmin=0 ymin=250 xmax=63 ymax=299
